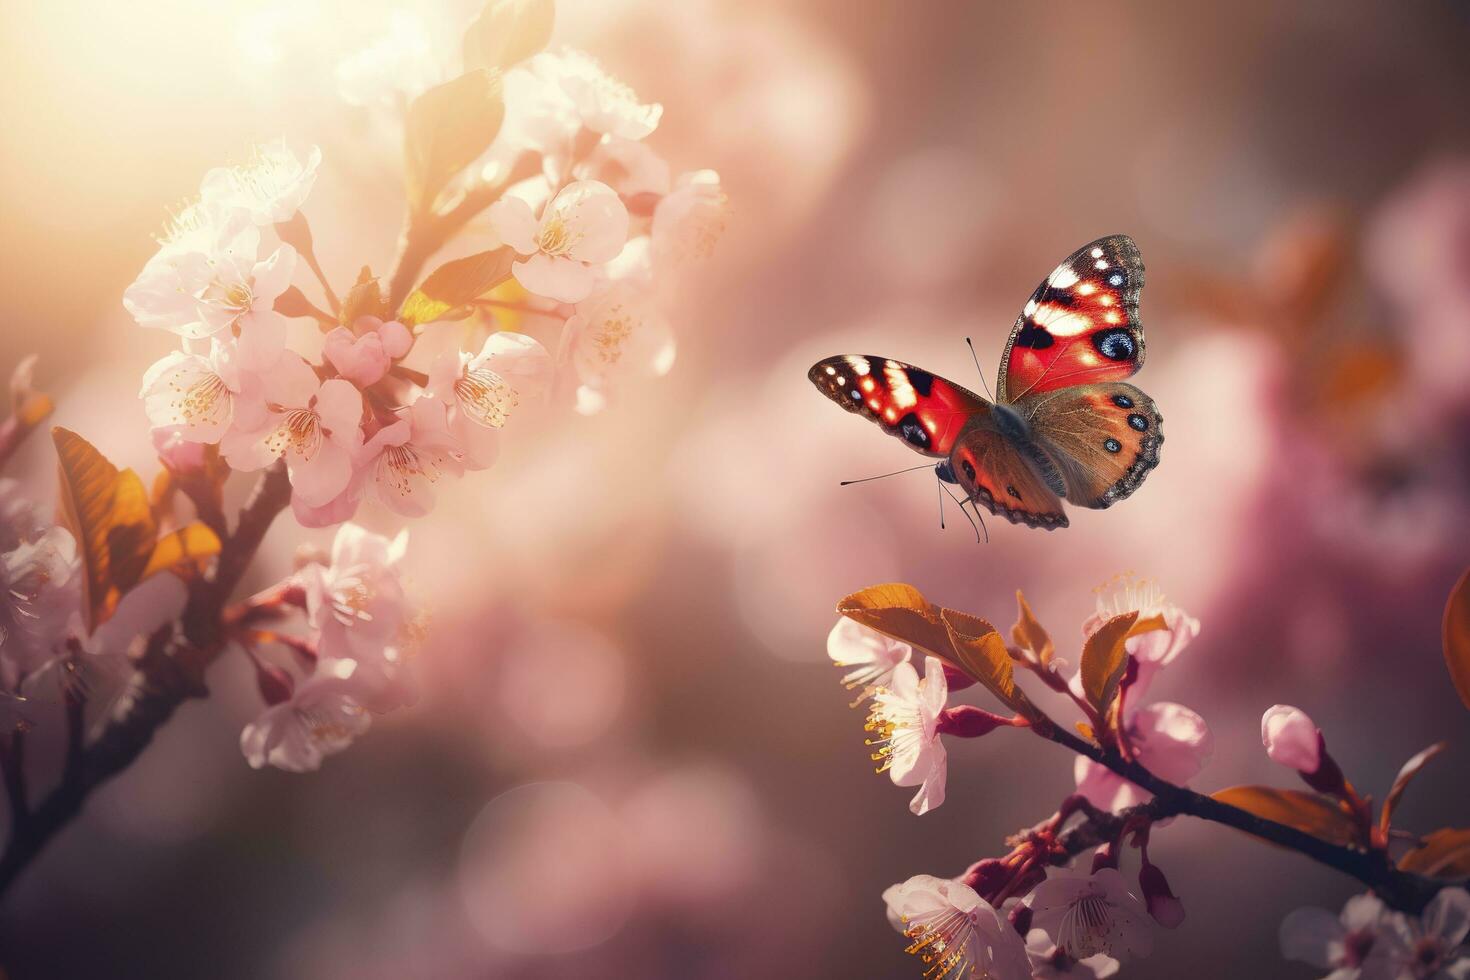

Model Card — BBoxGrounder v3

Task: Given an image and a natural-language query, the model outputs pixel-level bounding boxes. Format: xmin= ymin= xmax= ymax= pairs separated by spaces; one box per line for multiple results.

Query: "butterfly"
xmin=809 ymin=235 xmax=1163 ymax=531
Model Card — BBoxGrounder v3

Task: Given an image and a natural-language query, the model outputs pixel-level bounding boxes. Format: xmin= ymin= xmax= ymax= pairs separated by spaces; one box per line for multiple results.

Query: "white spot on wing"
xmin=1090 ymin=247 xmax=1104 ymax=258
xmin=1024 ymin=299 xmax=1038 ymax=316
xmin=1047 ymin=264 xmax=1080 ymax=289
xmin=884 ymin=362 xmax=918 ymax=409
xmin=846 ymin=356 xmax=871 ymax=376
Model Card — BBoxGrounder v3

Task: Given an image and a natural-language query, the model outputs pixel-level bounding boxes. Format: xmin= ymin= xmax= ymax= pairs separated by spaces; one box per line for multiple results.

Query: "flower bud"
xmin=936 ymin=705 xmax=1011 ymax=738
xmin=1261 ymin=704 xmax=1321 ymax=773
xmin=255 ymin=661 xmax=295 ymax=706
xmin=1091 ymin=840 xmax=1119 ymax=873
xmin=1008 ymin=903 xmax=1033 ymax=936
xmin=960 ymin=858 xmax=1010 ymax=896
xmin=1138 ymin=858 xmax=1185 ymax=928
xmin=941 ymin=664 xmax=976 ymax=693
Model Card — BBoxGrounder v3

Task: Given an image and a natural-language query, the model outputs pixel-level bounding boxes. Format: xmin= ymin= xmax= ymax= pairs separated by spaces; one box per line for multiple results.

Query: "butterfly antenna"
xmin=937 ymin=477 xmax=946 ymax=530
xmin=942 ymin=482 xmax=986 ymax=544
xmin=839 ymin=463 xmax=933 ymax=487
xmin=965 ymin=337 xmax=996 ymax=400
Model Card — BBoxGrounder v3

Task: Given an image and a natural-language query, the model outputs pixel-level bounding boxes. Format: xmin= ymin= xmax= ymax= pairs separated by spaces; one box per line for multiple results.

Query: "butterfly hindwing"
xmin=949 ymin=413 xmax=1069 ymax=530
xmin=997 ymin=235 xmax=1146 ymax=403
xmin=808 ymin=355 xmax=990 ymax=458
xmin=1018 ymin=382 xmax=1163 ymax=508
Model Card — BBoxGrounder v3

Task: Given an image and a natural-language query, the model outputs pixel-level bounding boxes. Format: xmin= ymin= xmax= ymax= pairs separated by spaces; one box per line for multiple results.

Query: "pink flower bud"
xmin=1138 ymin=859 xmax=1185 ymax=928
xmin=256 ymin=662 xmax=295 ymax=706
xmin=151 ymin=426 xmax=209 ymax=473
xmin=936 ymin=705 xmax=1010 ymax=738
xmin=941 ymin=664 xmax=976 ymax=693
xmin=1261 ymin=704 xmax=1321 ymax=773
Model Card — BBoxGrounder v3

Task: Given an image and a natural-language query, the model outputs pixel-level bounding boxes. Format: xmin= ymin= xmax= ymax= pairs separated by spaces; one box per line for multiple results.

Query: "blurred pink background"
xmin=3 ymin=0 xmax=1470 ymax=976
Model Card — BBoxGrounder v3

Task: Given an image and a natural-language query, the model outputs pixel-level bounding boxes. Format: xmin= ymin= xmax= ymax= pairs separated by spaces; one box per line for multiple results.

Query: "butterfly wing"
xmin=808 ymin=354 xmax=990 ymax=458
xmin=949 ymin=410 xmax=1069 ymax=530
xmin=997 ymin=235 xmax=1146 ymax=403
xmin=1017 ymin=382 xmax=1163 ymax=508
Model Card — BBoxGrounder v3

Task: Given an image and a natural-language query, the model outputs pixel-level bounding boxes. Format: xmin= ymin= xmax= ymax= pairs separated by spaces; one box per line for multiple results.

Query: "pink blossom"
xmin=1026 ymin=867 xmax=1153 ymax=962
xmin=1073 ymin=702 xmax=1213 ymax=813
xmin=221 ymin=354 xmax=363 ymax=507
xmin=1365 ymin=887 xmax=1470 ymax=980
xmin=1081 ymin=576 xmax=1200 ymax=711
xmin=582 ymin=137 xmax=671 ymax=197
xmin=425 ymin=331 xmax=553 ymax=468
xmin=489 ymin=180 xmax=630 ymax=303
xmin=198 ymin=140 xmax=320 ymax=226
xmin=826 ymin=617 xmax=911 ymax=697
xmin=239 ymin=659 xmax=371 ymax=772
xmin=652 ymin=169 xmax=728 ymax=267
xmin=139 ymin=339 xmax=265 ymax=444
xmin=322 ymin=317 xmax=413 ymax=388
xmin=865 ymin=656 xmax=948 ymax=815
xmin=559 ymin=281 xmax=674 ymax=409
xmin=0 ymin=526 xmax=80 ymax=683
xmin=1261 ymin=704 xmax=1322 ymax=774
xmin=355 ymin=398 xmax=465 ymax=518
xmin=1026 ymin=929 xmax=1120 ymax=979
xmin=1280 ymin=893 xmax=1391 ymax=979
xmin=882 ymin=874 xmax=1031 ymax=979
xmin=533 ymin=48 xmax=663 ymax=140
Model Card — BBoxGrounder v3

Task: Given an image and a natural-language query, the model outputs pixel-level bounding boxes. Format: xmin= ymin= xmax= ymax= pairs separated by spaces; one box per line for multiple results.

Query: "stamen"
xmin=171 ymin=372 xmax=231 ymax=427
xmin=454 ymin=367 xmax=518 ymax=428
xmin=266 ymin=409 xmax=323 ymax=460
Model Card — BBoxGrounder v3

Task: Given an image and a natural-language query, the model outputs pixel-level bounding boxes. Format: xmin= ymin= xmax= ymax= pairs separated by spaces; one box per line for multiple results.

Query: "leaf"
xmin=1444 ymin=568 xmax=1470 ymax=711
xmin=836 ymin=583 xmax=966 ymax=678
xmin=463 ymin=0 xmax=554 ymax=71
xmin=104 ymin=470 xmax=158 ymax=594
xmin=1399 ymin=827 xmax=1470 ymax=877
xmin=339 ymin=267 xmax=387 ymax=327
xmin=53 ymin=428 xmax=126 ymax=631
xmin=1381 ymin=742 xmax=1448 ymax=834
xmin=1212 ymin=785 xmax=1360 ymax=847
xmin=1079 ymin=611 xmax=1139 ymax=714
xmin=941 ymin=609 xmax=1039 ymax=720
xmin=404 ymin=69 xmax=505 ymax=214
xmin=398 ymin=248 xmax=516 ymax=327
xmin=141 ymin=522 xmax=221 ymax=580
xmin=1011 ymin=591 xmax=1053 ymax=665
xmin=275 ymin=285 xmax=324 ymax=320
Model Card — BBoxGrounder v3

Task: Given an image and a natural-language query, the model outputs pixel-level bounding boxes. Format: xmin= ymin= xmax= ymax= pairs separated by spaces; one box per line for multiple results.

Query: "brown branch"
xmin=1033 ymin=721 xmax=1465 ymax=914
xmin=0 ymin=462 xmax=293 ymax=897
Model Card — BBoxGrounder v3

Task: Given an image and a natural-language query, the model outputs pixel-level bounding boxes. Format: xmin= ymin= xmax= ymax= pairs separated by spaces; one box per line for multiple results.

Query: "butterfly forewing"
xmin=1018 ymin=382 xmax=1163 ymax=508
xmin=997 ymin=235 xmax=1146 ymax=403
xmin=807 ymin=355 xmax=991 ymax=458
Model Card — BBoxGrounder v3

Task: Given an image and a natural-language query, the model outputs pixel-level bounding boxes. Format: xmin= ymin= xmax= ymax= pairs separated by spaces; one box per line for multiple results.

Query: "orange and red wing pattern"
xmin=996 ymin=235 xmax=1147 ymax=403
xmin=808 ymin=354 xmax=990 ymax=458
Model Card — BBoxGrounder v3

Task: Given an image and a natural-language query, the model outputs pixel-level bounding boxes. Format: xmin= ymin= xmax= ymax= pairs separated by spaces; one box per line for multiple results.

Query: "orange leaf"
xmin=463 ymin=0 xmax=554 ymax=71
xmin=1212 ymin=785 xmax=1360 ymax=847
xmin=404 ymin=69 xmax=505 ymax=214
xmin=1079 ymin=611 xmax=1139 ymax=714
xmin=105 ymin=469 xmax=158 ymax=596
xmin=141 ymin=522 xmax=222 ymax=581
xmin=942 ymin=608 xmax=1039 ymax=720
xmin=398 ymin=248 xmax=516 ymax=327
xmin=1381 ymin=742 xmax=1448 ymax=835
xmin=1444 ymin=568 xmax=1470 ymax=711
xmin=53 ymin=428 xmax=124 ymax=631
xmin=1398 ymin=827 xmax=1470 ymax=877
xmin=339 ymin=267 xmax=387 ymax=327
xmin=836 ymin=584 xmax=962 ymax=673
xmin=1011 ymin=591 xmax=1053 ymax=665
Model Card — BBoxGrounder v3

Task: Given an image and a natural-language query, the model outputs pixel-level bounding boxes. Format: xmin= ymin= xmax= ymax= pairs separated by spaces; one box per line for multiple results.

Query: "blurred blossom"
xmin=1280 ymin=892 xmax=1390 ymax=978
xmin=493 ymin=619 xmax=626 ymax=750
xmin=239 ymin=658 xmax=372 ymax=772
xmin=621 ymin=765 xmax=765 ymax=905
xmin=1368 ymin=887 xmax=1470 ymax=980
xmin=1026 ymin=929 xmax=1120 ymax=979
xmin=458 ymin=781 xmax=634 ymax=955
xmin=651 ymin=169 xmax=729 ymax=268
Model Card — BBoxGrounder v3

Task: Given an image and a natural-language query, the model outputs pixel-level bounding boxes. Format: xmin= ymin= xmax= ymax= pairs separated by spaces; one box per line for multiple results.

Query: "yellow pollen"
xmin=455 ymin=368 xmax=518 ymax=428
xmin=266 ymin=409 xmax=322 ymax=460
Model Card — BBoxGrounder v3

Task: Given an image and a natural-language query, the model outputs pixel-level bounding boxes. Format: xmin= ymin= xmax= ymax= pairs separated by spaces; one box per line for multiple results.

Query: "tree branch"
xmin=1034 ymin=721 xmax=1465 ymax=914
xmin=0 ymin=462 xmax=293 ymax=898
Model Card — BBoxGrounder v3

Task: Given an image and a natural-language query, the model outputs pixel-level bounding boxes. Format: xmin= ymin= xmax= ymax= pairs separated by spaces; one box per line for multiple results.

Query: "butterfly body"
xmin=809 ymin=236 xmax=1163 ymax=530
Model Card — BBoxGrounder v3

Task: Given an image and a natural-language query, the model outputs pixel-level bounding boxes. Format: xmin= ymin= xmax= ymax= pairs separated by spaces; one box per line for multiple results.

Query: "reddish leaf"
xmin=53 ymin=428 xmax=126 ymax=631
xmin=1399 ymin=827 xmax=1470 ymax=877
xmin=1444 ymin=568 xmax=1470 ymax=711
xmin=1212 ymin=785 xmax=1360 ymax=847
xmin=1381 ymin=742 xmax=1448 ymax=835
xmin=1011 ymin=591 xmax=1053 ymax=665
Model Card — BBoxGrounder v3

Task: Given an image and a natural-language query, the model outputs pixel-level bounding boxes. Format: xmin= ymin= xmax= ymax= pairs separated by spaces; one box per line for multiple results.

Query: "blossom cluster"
xmin=828 ymin=577 xmax=1470 ymax=978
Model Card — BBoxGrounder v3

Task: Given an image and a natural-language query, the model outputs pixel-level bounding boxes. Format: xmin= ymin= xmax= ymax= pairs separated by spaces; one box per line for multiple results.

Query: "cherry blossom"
xmin=425 ymin=331 xmax=553 ymax=467
xmin=559 ymin=281 xmax=675 ymax=403
xmin=198 ymin=140 xmax=321 ymax=226
xmin=582 ymin=137 xmax=671 ymax=198
xmin=355 ymin=398 xmax=465 ymax=519
xmin=489 ymin=179 xmax=630 ymax=302
xmin=239 ymin=659 xmax=372 ymax=772
xmin=865 ymin=655 xmax=948 ymax=815
xmin=1262 ymin=704 xmax=1323 ymax=774
xmin=652 ymin=170 xmax=729 ymax=267
xmin=1025 ymin=867 xmax=1153 ymax=963
xmin=123 ymin=208 xmax=260 ymax=337
xmin=827 ymin=617 xmax=912 ymax=698
xmin=1073 ymin=702 xmax=1213 ymax=813
xmin=1365 ymin=888 xmax=1470 ymax=980
xmin=1280 ymin=893 xmax=1392 ymax=980
xmin=299 ymin=523 xmax=409 ymax=669
xmin=139 ymin=340 xmax=265 ymax=444
xmin=1081 ymin=576 xmax=1200 ymax=710
xmin=322 ymin=317 xmax=413 ymax=388
xmin=220 ymin=354 xmax=363 ymax=507
xmin=0 ymin=525 xmax=80 ymax=683
xmin=1025 ymin=929 xmax=1121 ymax=979
xmin=882 ymin=874 xmax=1031 ymax=980
xmin=533 ymin=48 xmax=663 ymax=140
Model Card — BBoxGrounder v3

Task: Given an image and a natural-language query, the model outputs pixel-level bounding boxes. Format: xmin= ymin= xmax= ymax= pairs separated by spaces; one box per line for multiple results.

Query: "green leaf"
xmin=464 ymin=0 xmax=555 ymax=71
xmin=398 ymin=248 xmax=516 ymax=327
xmin=1443 ymin=568 xmax=1470 ymax=711
xmin=404 ymin=69 xmax=505 ymax=215
xmin=1212 ymin=785 xmax=1360 ymax=847
xmin=1381 ymin=742 xmax=1448 ymax=835
xmin=941 ymin=608 xmax=1038 ymax=720
xmin=1011 ymin=590 xmax=1053 ymax=665
xmin=1399 ymin=827 xmax=1470 ymax=877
